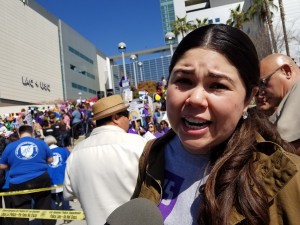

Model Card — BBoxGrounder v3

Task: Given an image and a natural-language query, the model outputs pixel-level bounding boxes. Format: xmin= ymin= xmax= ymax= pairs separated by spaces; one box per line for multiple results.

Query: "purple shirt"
xmin=128 ymin=128 xmax=138 ymax=134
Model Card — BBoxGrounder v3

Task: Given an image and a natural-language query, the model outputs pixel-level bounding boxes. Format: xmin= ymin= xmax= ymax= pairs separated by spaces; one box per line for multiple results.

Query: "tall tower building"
xmin=160 ymin=0 xmax=176 ymax=45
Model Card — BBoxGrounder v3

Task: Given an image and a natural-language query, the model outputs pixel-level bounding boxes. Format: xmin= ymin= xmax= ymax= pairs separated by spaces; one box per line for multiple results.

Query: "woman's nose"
xmin=186 ymin=87 xmax=208 ymax=107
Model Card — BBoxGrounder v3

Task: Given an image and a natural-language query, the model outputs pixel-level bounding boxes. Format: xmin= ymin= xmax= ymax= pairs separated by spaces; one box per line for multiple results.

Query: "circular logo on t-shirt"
xmin=49 ymin=152 xmax=63 ymax=168
xmin=15 ymin=141 xmax=39 ymax=160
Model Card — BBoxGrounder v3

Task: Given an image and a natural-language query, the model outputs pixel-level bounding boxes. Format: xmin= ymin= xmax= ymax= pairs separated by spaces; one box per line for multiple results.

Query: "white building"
xmin=169 ymin=0 xmax=244 ymax=41
xmin=0 ymin=0 xmax=109 ymax=107
xmin=0 ymin=0 xmax=63 ymax=106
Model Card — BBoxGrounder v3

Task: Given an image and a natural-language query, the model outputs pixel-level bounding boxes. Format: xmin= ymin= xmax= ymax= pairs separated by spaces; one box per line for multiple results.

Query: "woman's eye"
xmin=175 ymin=78 xmax=192 ymax=85
xmin=210 ymin=83 xmax=228 ymax=90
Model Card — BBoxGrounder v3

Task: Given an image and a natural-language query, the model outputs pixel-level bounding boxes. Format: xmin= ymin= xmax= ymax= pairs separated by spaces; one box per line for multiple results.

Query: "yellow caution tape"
xmin=0 ymin=208 xmax=85 ymax=220
xmin=0 ymin=186 xmax=62 ymax=196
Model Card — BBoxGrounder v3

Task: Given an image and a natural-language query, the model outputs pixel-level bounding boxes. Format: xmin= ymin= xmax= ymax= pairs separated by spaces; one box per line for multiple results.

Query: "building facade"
xmin=0 ymin=0 xmax=108 ymax=107
xmin=58 ymin=20 xmax=101 ymax=101
xmin=0 ymin=0 xmax=63 ymax=106
xmin=160 ymin=0 xmax=176 ymax=45
xmin=160 ymin=0 xmax=243 ymax=42
xmin=110 ymin=54 xmax=172 ymax=94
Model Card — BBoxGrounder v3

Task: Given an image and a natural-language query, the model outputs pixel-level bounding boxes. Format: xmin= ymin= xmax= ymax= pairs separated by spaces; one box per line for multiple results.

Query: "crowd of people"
xmin=0 ymin=90 xmax=169 ymax=225
xmin=0 ymin=102 xmax=94 ymax=148
xmin=1 ymin=23 xmax=300 ymax=225
xmin=0 ymin=102 xmax=94 ymax=225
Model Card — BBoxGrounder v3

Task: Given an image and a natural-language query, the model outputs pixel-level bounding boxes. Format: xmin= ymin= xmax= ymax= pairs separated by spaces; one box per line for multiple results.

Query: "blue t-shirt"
xmin=47 ymin=146 xmax=70 ymax=185
xmin=158 ymin=136 xmax=210 ymax=224
xmin=1 ymin=170 xmax=10 ymax=189
xmin=0 ymin=136 xmax=53 ymax=184
xmin=72 ymin=109 xmax=82 ymax=124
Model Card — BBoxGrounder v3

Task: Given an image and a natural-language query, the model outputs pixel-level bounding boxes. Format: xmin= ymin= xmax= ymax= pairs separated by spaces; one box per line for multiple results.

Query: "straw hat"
xmin=92 ymin=95 xmax=129 ymax=121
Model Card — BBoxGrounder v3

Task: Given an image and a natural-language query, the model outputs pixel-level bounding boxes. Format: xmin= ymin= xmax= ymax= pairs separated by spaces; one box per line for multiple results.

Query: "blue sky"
xmin=35 ymin=0 xmax=165 ymax=57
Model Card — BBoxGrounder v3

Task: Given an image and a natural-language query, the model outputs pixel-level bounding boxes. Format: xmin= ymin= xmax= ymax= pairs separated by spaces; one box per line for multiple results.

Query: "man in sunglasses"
xmin=63 ymin=95 xmax=147 ymax=225
xmin=259 ymin=53 xmax=300 ymax=155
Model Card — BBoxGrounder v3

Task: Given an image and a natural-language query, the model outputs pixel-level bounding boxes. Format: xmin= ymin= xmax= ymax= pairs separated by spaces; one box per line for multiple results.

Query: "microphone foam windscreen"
xmin=106 ymin=198 xmax=163 ymax=225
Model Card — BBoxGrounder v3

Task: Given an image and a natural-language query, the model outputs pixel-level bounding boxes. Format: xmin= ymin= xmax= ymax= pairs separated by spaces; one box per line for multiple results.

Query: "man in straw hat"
xmin=63 ymin=95 xmax=147 ymax=225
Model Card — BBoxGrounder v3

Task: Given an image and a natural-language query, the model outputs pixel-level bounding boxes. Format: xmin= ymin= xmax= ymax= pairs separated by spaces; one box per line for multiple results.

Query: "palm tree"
xmin=226 ymin=4 xmax=249 ymax=29
xmin=247 ymin=0 xmax=278 ymax=53
xmin=278 ymin=0 xmax=290 ymax=56
xmin=172 ymin=16 xmax=194 ymax=38
xmin=193 ymin=18 xmax=209 ymax=29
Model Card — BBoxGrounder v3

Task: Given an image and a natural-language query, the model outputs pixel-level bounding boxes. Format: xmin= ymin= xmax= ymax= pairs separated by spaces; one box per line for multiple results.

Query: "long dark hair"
xmin=168 ymin=24 xmax=293 ymax=225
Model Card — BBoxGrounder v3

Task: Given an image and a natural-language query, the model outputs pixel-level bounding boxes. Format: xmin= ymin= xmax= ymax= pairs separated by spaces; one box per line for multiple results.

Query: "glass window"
xmin=68 ymin=46 xmax=94 ymax=64
xmin=70 ymin=64 xmax=75 ymax=70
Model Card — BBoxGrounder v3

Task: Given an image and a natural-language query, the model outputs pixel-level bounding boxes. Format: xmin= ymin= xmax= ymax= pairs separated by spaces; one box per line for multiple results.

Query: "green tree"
xmin=226 ymin=4 xmax=249 ymax=29
xmin=193 ymin=18 xmax=209 ymax=29
xmin=278 ymin=0 xmax=290 ymax=56
xmin=172 ymin=16 xmax=194 ymax=38
xmin=247 ymin=0 xmax=278 ymax=53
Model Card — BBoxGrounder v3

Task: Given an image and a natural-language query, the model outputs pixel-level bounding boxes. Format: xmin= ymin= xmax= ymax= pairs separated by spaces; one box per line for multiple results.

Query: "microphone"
xmin=105 ymin=198 xmax=163 ymax=225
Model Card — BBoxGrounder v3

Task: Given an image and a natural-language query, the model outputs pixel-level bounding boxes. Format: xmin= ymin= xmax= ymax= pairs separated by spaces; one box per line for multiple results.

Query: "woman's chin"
xmin=180 ymin=138 xmax=212 ymax=155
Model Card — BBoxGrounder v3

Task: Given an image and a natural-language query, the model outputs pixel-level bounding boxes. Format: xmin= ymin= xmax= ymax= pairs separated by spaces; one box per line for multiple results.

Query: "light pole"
xmin=165 ymin=32 xmax=175 ymax=56
xmin=78 ymin=92 xmax=82 ymax=103
xmin=130 ymin=54 xmax=138 ymax=88
xmin=138 ymin=61 xmax=143 ymax=82
xmin=118 ymin=42 xmax=127 ymax=80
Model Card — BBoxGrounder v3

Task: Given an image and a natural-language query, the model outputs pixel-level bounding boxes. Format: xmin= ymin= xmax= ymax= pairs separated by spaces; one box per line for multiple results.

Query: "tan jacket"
xmin=132 ymin=130 xmax=300 ymax=225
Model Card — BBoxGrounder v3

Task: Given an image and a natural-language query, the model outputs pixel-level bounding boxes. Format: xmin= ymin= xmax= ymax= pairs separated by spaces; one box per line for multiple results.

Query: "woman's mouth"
xmin=183 ymin=117 xmax=211 ymax=130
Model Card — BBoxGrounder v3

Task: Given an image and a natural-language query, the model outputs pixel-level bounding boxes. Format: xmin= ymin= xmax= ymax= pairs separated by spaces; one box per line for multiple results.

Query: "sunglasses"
xmin=259 ymin=66 xmax=282 ymax=89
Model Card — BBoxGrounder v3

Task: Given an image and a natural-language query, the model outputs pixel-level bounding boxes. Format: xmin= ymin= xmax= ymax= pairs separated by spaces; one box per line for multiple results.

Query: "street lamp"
xmin=165 ymin=32 xmax=175 ymax=56
xmin=78 ymin=92 xmax=82 ymax=103
xmin=118 ymin=42 xmax=127 ymax=80
xmin=138 ymin=61 xmax=143 ymax=82
xmin=130 ymin=54 xmax=138 ymax=88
